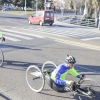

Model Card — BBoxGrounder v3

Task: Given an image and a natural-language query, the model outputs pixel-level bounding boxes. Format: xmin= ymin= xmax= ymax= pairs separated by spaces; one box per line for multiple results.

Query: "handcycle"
xmin=26 ymin=61 xmax=100 ymax=100
xmin=0 ymin=36 xmax=5 ymax=67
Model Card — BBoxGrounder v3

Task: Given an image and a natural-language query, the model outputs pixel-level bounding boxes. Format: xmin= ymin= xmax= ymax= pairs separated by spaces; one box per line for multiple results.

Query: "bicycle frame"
xmin=72 ymin=78 xmax=95 ymax=98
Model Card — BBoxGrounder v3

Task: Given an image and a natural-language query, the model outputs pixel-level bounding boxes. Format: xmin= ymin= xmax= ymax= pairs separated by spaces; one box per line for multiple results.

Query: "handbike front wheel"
xmin=26 ymin=65 xmax=45 ymax=92
xmin=80 ymin=78 xmax=100 ymax=100
xmin=0 ymin=49 xmax=4 ymax=67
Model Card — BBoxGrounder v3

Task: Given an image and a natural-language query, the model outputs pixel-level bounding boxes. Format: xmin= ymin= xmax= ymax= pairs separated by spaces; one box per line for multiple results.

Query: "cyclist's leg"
xmin=51 ymin=81 xmax=67 ymax=92
xmin=45 ymin=74 xmax=65 ymax=92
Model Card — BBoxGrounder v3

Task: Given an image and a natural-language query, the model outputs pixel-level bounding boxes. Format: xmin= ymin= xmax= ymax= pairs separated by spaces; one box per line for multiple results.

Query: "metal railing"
xmin=56 ymin=16 xmax=96 ymax=27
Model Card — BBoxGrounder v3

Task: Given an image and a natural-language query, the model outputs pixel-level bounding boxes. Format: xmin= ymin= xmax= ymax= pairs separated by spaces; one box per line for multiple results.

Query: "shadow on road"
xmin=75 ymin=64 xmax=100 ymax=75
xmin=2 ymin=60 xmax=43 ymax=71
xmin=0 ymin=43 xmax=42 ymax=51
xmin=40 ymin=92 xmax=75 ymax=99
xmin=0 ymin=15 xmax=27 ymax=20
xmin=0 ymin=93 xmax=11 ymax=100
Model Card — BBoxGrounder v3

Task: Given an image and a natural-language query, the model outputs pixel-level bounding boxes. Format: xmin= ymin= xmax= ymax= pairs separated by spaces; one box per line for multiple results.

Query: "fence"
xmin=56 ymin=16 xmax=96 ymax=27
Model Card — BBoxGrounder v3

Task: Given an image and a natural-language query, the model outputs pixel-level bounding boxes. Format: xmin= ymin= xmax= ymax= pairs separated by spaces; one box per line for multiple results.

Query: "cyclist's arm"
xmin=51 ymin=66 xmax=67 ymax=86
xmin=55 ymin=74 xmax=67 ymax=85
xmin=0 ymin=33 xmax=3 ymax=38
xmin=0 ymin=32 xmax=5 ymax=42
xmin=69 ymin=67 xmax=81 ymax=78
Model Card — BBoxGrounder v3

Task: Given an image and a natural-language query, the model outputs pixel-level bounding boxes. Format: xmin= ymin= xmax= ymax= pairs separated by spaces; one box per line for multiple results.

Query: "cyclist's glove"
xmin=80 ymin=74 xmax=86 ymax=79
xmin=66 ymin=80 xmax=74 ymax=86
xmin=65 ymin=80 xmax=74 ymax=91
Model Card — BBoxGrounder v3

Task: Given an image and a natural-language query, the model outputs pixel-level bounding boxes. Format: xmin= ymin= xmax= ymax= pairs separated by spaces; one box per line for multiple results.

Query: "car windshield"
xmin=32 ymin=13 xmax=36 ymax=16
xmin=45 ymin=11 xmax=53 ymax=17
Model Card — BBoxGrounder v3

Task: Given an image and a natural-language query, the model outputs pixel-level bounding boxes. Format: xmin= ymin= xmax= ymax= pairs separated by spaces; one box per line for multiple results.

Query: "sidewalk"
xmin=54 ymin=17 xmax=99 ymax=32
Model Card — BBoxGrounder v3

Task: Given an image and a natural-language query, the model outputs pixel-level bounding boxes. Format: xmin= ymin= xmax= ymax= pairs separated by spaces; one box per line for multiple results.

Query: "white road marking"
xmin=81 ymin=37 xmax=100 ymax=41
xmin=2 ymin=32 xmax=33 ymax=40
xmin=2 ymin=29 xmax=44 ymax=38
xmin=4 ymin=36 xmax=20 ymax=41
xmin=54 ymin=38 xmax=100 ymax=51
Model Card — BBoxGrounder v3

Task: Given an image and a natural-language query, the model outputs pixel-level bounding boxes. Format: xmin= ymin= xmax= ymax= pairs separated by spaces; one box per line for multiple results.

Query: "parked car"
xmin=2 ymin=7 xmax=12 ymax=11
xmin=28 ymin=10 xmax=54 ymax=26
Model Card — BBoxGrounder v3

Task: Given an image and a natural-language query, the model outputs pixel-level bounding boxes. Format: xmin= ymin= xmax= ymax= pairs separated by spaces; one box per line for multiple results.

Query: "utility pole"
xmin=25 ymin=0 xmax=26 ymax=14
xmin=44 ymin=0 xmax=46 ymax=10
xmin=98 ymin=1 xmax=100 ymax=31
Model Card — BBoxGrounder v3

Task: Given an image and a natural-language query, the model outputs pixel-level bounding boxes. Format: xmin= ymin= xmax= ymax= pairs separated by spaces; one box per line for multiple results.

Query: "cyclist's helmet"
xmin=65 ymin=55 xmax=76 ymax=64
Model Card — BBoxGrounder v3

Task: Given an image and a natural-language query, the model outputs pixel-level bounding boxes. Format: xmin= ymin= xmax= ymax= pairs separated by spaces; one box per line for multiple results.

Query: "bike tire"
xmin=0 ymin=49 xmax=4 ymax=67
xmin=79 ymin=78 xmax=100 ymax=100
xmin=26 ymin=65 xmax=45 ymax=92
xmin=42 ymin=61 xmax=57 ymax=73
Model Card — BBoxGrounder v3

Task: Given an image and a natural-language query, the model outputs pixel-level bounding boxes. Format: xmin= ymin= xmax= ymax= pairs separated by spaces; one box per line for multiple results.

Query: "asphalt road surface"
xmin=0 ymin=12 xmax=100 ymax=45
xmin=0 ymin=12 xmax=100 ymax=100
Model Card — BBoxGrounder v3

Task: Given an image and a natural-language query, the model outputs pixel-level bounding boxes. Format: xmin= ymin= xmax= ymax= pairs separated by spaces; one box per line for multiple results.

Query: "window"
xmin=36 ymin=11 xmax=44 ymax=17
xmin=45 ymin=12 xmax=53 ymax=17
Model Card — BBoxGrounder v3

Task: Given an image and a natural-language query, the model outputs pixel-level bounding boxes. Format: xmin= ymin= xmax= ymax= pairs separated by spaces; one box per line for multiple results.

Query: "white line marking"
xmin=81 ymin=37 xmax=100 ymax=41
xmin=2 ymin=29 xmax=44 ymax=38
xmin=2 ymin=32 xmax=33 ymax=40
xmin=4 ymin=36 xmax=20 ymax=41
xmin=54 ymin=38 xmax=100 ymax=51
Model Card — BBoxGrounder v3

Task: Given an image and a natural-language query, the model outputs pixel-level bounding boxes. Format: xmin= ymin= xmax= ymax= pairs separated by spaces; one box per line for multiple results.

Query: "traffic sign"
xmin=44 ymin=2 xmax=47 ymax=7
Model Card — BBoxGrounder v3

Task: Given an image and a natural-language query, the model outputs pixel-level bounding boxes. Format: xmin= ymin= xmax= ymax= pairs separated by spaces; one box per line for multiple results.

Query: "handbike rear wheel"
xmin=79 ymin=78 xmax=100 ymax=100
xmin=0 ymin=49 xmax=4 ymax=67
xmin=26 ymin=65 xmax=45 ymax=92
xmin=42 ymin=61 xmax=57 ymax=73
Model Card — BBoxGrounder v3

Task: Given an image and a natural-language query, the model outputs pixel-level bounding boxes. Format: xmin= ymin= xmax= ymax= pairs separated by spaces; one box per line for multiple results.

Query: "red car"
xmin=28 ymin=10 xmax=54 ymax=26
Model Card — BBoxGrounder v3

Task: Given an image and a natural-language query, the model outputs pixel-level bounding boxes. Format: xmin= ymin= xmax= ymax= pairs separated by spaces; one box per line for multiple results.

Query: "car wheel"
xmin=49 ymin=23 xmax=53 ymax=26
xmin=28 ymin=20 xmax=31 ymax=25
xmin=39 ymin=21 xmax=43 ymax=26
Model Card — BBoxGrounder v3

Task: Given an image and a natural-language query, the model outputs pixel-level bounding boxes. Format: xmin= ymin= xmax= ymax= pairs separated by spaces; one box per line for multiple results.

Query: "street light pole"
xmin=36 ymin=0 xmax=37 ymax=11
xmin=98 ymin=6 xmax=100 ymax=30
xmin=45 ymin=0 xmax=46 ymax=10
xmin=25 ymin=0 xmax=26 ymax=14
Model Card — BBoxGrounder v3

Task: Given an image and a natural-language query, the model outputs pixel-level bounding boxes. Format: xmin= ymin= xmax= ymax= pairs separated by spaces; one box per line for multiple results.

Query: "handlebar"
xmin=78 ymin=74 xmax=86 ymax=85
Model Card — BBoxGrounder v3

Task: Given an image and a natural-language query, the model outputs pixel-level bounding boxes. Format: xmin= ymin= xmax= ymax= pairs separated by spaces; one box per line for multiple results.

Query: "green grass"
xmin=0 ymin=10 xmax=35 ymax=15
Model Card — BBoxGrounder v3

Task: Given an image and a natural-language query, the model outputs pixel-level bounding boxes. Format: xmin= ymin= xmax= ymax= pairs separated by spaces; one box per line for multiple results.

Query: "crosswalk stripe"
xmin=2 ymin=29 xmax=44 ymax=38
xmin=15 ymin=26 xmax=98 ymax=38
xmin=4 ymin=36 xmax=21 ymax=41
xmin=2 ymin=26 xmax=100 ymax=41
xmin=2 ymin=32 xmax=33 ymax=40
xmin=28 ymin=27 xmax=90 ymax=37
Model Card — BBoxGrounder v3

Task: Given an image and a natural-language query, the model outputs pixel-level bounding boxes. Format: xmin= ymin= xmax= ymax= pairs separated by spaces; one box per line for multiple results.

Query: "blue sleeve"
xmin=76 ymin=75 xmax=81 ymax=78
xmin=54 ymin=65 xmax=67 ymax=86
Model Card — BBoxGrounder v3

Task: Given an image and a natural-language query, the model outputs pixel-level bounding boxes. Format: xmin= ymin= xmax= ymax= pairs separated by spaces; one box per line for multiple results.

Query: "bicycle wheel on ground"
xmin=0 ymin=49 xmax=4 ymax=67
xmin=42 ymin=61 xmax=57 ymax=73
xmin=79 ymin=78 xmax=100 ymax=100
xmin=26 ymin=65 xmax=45 ymax=92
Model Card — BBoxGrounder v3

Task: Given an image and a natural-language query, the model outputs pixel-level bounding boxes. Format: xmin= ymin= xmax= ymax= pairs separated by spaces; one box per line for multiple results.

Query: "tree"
xmin=12 ymin=0 xmax=33 ymax=10
xmin=70 ymin=0 xmax=74 ymax=9
xmin=0 ymin=0 xmax=10 ymax=5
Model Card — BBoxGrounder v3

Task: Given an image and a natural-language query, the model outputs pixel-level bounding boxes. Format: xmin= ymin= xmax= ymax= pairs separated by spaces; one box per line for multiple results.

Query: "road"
xmin=0 ymin=12 xmax=100 ymax=44
xmin=0 ymin=12 xmax=100 ymax=100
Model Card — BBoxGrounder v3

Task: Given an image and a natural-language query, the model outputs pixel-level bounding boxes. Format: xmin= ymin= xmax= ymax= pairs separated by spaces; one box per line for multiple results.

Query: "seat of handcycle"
xmin=45 ymin=72 xmax=66 ymax=92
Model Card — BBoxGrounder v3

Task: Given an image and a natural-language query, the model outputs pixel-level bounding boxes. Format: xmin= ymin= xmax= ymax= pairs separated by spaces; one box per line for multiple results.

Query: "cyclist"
xmin=0 ymin=32 xmax=5 ymax=42
xmin=45 ymin=55 xmax=85 ymax=92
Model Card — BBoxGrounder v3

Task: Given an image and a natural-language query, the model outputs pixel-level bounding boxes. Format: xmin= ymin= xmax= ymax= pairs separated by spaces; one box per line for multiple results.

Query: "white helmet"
xmin=65 ymin=55 xmax=76 ymax=64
